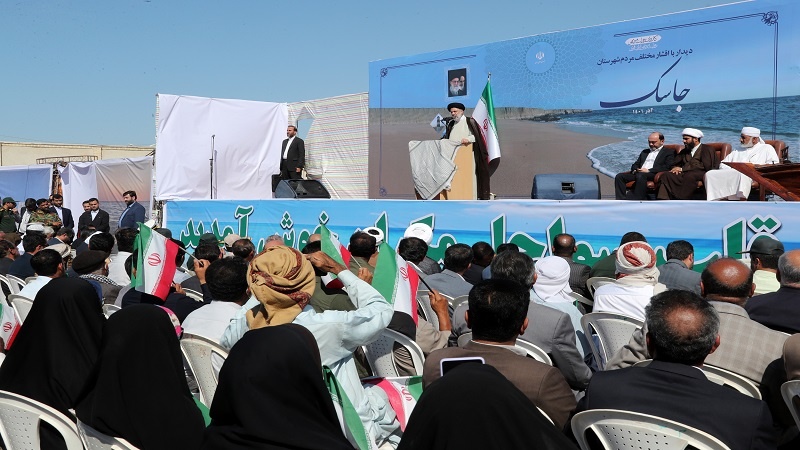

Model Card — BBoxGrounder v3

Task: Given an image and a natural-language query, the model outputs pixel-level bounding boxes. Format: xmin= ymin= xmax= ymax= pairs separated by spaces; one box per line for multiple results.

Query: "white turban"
xmin=615 ymin=241 xmax=660 ymax=285
xmin=404 ymin=223 xmax=433 ymax=245
xmin=681 ymin=128 xmax=704 ymax=139
xmin=533 ymin=256 xmax=573 ymax=303
xmin=741 ymin=127 xmax=761 ymax=137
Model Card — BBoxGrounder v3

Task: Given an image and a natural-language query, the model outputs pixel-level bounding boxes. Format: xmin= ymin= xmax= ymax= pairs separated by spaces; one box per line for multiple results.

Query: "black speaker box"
xmin=274 ymin=180 xmax=331 ymax=199
xmin=531 ymin=174 xmax=600 ymax=200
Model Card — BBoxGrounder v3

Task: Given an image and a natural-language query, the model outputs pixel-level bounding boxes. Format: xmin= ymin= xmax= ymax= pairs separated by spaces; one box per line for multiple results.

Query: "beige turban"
xmin=246 ymin=246 xmax=316 ymax=329
xmin=533 ymin=256 xmax=573 ymax=303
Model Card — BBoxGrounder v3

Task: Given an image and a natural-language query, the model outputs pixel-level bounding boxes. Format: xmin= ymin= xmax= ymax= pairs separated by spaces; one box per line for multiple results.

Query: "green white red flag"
xmin=472 ymin=77 xmax=501 ymax=162
xmin=132 ymin=223 xmax=179 ymax=300
xmin=0 ymin=303 xmax=21 ymax=349
xmin=373 ymin=242 xmax=419 ymax=324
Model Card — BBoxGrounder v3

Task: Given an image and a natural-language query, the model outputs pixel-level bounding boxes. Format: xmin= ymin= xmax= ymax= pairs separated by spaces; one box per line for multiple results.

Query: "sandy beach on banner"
xmin=369 ymin=119 xmax=625 ymax=199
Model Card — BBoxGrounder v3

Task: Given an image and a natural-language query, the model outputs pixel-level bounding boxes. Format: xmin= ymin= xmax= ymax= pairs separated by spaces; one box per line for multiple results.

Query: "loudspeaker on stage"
xmin=531 ymin=174 xmax=601 ymax=200
xmin=274 ymin=180 xmax=331 ymax=199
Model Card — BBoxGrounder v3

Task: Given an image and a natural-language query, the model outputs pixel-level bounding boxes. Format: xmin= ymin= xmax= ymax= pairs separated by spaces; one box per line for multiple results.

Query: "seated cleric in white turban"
xmin=704 ymin=127 xmax=779 ymax=201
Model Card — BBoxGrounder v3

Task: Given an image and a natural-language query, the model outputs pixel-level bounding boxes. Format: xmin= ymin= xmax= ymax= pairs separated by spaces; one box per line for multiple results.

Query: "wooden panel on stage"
xmin=725 ymin=162 xmax=800 ymax=201
xmin=447 ymin=144 xmax=476 ymax=200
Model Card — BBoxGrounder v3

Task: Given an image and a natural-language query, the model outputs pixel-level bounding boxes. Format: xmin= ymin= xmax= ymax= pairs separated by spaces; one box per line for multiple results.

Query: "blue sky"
xmin=0 ymin=0 xmax=733 ymax=146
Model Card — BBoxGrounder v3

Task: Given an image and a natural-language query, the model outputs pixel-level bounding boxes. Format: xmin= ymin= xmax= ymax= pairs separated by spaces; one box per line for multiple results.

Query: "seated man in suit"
xmin=607 ymin=257 xmax=792 ymax=432
xmin=656 ymin=239 xmax=701 ymax=295
xmin=452 ymin=250 xmax=592 ymax=390
xmin=424 ymin=279 xmax=576 ymax=430
xmin=577 ymin=289 xmax=775 ymax=449
xmin=614 ymin=132 xmax=674 ymax=200
xmin=746 ymin=249 xmax=800 ymax=334
xmin=423 ymin=243 xmax=473 ymax=298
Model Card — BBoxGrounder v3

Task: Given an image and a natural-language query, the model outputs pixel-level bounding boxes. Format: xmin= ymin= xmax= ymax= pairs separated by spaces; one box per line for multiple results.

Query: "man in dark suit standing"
xmin=578 ymin=290 xmax=776 ymax=449
xmin=614 ymin=132 xmax=674 ymax=200
xmin=49 ymin=194 xmax=74 ymax=229
xmin=280 ymin=125 xmax=305 ymax=180
xmin=77 ymin=197 xmax=110 ymax=233
xmin=118 ymin=190 xmax=146 ymax=229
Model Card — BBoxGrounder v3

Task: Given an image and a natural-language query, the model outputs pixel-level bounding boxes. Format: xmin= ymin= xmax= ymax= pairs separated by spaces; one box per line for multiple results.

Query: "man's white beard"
xmin=450 ymin=85 xmax=460 ymax=96
xmin=742 ymin=140 xmax=755 ymax=149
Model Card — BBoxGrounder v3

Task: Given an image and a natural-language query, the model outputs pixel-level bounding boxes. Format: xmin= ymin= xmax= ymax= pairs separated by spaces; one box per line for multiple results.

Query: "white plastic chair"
xmin=0 ymin=390 xmax=83 ymax=450
xmin=633 ymin=360 xmax=761 ymax=400
xmin=571 ymin=409 xmax=730 ymax=450
xmin=362 ymin=328 xmax=425 ymax=378
xmin=5 ymin=275 xmax=25 ymax=294
xmin=180 ymin=333 xmax=229 ymax=408
xmin=102 ymin=304 xmax=121 ymax=318
xmin=8 ymin=294 xmax=33 ymax=323
xmin=586 ymin=276 xmax=615 ymax=298
xmin=77 ymin=420 xmax=138 ymax=450
xmin=450 ymin=294 xmax=468 ymax=311
xmin=182 ymin=288 xmax=204 ymax=303
xmin=781 ymin=380 xmax=800 ymax=429
xmin=455 ymin=333 xmax=552 ymax=366
xmin=0 ymin=275 xmax=13 ymax=301
xmin=580 ymin=312 xmax=643 ymax=370
xmin=415 ymin=290 xmax=439 ymax=329
xmin=515 ymin=338 xmax=553 ymax=366
xmin=570 ymin=292 xmax=593 ymax=309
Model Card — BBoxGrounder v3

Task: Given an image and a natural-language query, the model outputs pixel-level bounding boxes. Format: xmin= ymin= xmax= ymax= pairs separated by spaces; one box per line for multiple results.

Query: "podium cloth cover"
xmin=408 ymin=140 xmax=458 ymax=200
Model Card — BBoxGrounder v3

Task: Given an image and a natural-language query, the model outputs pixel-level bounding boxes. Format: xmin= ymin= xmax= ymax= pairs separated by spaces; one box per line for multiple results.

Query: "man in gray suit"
xmin=607 ymin=257 xmax=791 ymax=430
xmin=424 ymin=279 xmax=576 ymax=430
xmin=423 ymin=243 xmax=473 ymax=298
xmin=452 ymin=250 xmax=592 ymax=390
xmin=657 ymin=239 xmax=701 ymax=295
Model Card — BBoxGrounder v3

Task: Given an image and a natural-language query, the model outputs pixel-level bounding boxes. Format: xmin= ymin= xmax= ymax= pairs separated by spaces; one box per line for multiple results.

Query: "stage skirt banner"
xmin=165 ymin=199 xmax=799 ymax=272
xmin=0 ymin=164 xmax=53 ymax=207
xmin=155 ymin=94 xmax=287 ymax=201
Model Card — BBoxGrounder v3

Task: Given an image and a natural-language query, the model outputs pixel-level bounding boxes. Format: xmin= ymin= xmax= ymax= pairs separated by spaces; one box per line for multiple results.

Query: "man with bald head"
xmin=746 ymin=250 xmax=800 ymax=334
xmin=705 ymin=127 xmax=779 ymax=201
xmin=552 ymin=233 xmax=591 ymax=298
xmin=578 ymin=290 xmax=775 ymax=449
xmin=656 ymin=128 xmax=718 ymax=200
xmin=607 ymin=257 xmax=791 ymax=431
xmin=614 ymin=132 xmax=675 ymax=200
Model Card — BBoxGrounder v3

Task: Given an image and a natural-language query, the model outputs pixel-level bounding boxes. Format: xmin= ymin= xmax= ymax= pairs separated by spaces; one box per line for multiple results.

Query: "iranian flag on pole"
xmin=0 ymin=303 xmax=21 ymax=349
xmin=133 ymin=224 xmax=179 ymax=300
xmin=373 ymin=242 xmax=419 ymax=324
xmin=472 ymin=76 xmax=501 ymax=162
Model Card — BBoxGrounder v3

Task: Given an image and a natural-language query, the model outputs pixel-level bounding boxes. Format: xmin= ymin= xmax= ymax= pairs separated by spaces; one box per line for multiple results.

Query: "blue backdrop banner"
xmin=165 ymin=199 xmax=797 ymax=272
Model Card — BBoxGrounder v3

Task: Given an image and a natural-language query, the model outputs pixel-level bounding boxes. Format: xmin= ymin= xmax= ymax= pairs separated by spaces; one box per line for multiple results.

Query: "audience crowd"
xmin=1 ymin=209 xmax=799 ymax=450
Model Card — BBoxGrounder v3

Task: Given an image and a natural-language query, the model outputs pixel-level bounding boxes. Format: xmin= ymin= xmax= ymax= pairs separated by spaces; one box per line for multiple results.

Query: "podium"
xmin=417 ymin=143 xmax=476 ymax=200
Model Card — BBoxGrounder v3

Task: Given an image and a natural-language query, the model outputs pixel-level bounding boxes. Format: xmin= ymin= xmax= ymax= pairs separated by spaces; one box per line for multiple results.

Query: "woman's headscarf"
xmin=202 ymin=324 xmax=352 ymax=450
xmin=397 ymin=364 xmax=576 ymax=450
xmin=75 ymin=305 xmax=205 ymax=450
xmin=0 ymin=277 xmax=105 ymax=417
xmin=533 ymin=256 xmax=573 ymax=303
xmin=246 ymin=246 xmax=315 ymax=328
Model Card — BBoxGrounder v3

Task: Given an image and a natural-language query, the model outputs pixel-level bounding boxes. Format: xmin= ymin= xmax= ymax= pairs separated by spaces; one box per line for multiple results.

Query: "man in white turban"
xmin=592 ymin=241 xmax=667 ymax=321
xmin=704 ymin=127 xmax=779 ymax=200
xmin=656 ymin=128 xmax=718 ymax=200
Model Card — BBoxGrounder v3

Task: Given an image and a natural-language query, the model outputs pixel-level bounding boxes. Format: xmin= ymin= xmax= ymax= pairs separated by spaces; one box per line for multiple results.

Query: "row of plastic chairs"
xmin=0 ymin=389 xmax=136 ymax=449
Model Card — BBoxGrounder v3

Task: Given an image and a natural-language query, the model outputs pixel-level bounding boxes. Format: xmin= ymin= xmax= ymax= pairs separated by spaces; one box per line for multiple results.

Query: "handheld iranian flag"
xmin=319 ymin=224 xmax=350 ymax=289
xmin=132 ymin=223 xmax=179 ymax=300
xmin=373 ymin=242 xmax=419 ymax=324
xmin=472 ymin=75 xmax=501 ymax=162
xmin=363 ymin=376 xmax=424 ymax=431
xmin=0 ymin=303 xmax=21 ymax=349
